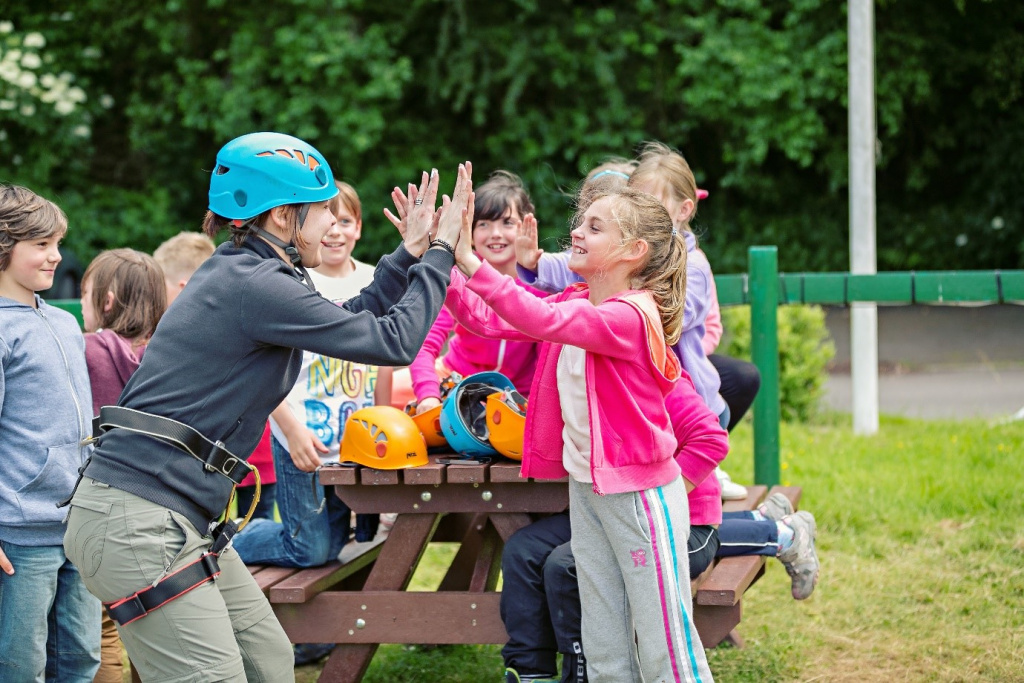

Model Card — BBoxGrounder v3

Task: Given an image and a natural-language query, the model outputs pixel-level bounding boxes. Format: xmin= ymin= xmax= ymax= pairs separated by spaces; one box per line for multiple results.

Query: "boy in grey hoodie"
xmin=0 ymin=184 xmax=101 ymax=682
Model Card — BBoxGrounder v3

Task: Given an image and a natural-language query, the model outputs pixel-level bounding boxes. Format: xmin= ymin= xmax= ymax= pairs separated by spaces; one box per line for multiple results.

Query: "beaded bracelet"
xmin=429 ymin=238 xmax=455 ymax=256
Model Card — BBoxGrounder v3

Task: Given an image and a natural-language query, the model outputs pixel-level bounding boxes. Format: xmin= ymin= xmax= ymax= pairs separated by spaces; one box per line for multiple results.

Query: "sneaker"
xmin=758 ymin=492 xmax=794 ymax=521
xmin=716 ymin=467 xmax=748 ymax=501
xmin=778 ymin=511 xmax=819 ymax=600
xmin=338 ymin=535 xmax=386 ymax=564
xmin=504 ymin=669 xmax=558 ymax=683
xmin=294 ymin=642 xmax=335 ymax=666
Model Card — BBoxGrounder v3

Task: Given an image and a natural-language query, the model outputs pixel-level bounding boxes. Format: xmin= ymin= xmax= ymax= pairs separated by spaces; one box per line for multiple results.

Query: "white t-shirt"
xmin=270 ymin=260 xmax=379 ymax=462
xmin=557 ymin=344 xmax=592 ymax=483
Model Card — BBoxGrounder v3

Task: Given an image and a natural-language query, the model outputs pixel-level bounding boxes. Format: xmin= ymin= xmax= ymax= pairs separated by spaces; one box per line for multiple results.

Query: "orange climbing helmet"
xmin=485 ymin=390 xmax=528 ymax=461
xmin=404 ymin=402 xmax=448 ymax=448
xmin=338 ymin=406 xmax=428 ymax=469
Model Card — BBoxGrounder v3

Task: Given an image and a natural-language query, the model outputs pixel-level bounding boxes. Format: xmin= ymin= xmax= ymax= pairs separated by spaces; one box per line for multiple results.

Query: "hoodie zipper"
xmin=35 ymin=307 xmax=88 ymax=449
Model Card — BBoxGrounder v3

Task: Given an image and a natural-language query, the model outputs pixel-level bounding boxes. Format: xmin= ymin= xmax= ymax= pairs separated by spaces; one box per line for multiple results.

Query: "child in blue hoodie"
xmin=0 ymin=184 xmax=101 ymax=682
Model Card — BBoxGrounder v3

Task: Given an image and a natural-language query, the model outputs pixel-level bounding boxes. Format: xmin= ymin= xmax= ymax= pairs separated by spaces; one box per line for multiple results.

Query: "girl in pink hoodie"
xmin=447 ymin=187 xmax=721 ymax=682
xmin=80 ymin=248 xmax=166 ymax=683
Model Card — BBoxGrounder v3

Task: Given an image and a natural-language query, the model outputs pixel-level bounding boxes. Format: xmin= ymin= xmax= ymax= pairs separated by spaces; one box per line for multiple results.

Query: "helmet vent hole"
xmin=374 ymin=432 xmax=388 ymax=443
xmin=233 ymin=190 xmax=247 ymax=207
xmin=215 ymin=165 xmax=230 ymax=175
xmin=275 ymin=149 xmax=294 ymax=158
xmin=294 ymin=150 xmax=306 ymax=165
xmin=369 ymin=424 xmax=379 ymax=438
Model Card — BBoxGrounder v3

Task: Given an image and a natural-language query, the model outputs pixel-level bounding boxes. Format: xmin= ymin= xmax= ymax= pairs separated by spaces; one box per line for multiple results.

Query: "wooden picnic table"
xmin=264 ymin=457 xmax=800 ymax=683
xmin=273 ymin=456 xmax=568 ymax=683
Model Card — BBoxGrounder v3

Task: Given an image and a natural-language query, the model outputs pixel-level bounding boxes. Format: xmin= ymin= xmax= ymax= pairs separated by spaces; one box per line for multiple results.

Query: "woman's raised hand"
xmin=433 ymin=162 xmax=473 ymax=249
xmin=384 ymin=169 xmax=440 ymax=258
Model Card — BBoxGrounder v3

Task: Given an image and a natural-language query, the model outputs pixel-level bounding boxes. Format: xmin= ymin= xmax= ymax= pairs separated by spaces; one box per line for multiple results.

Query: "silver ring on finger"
xmin=414 ymin=198 xmax=424 ymax=206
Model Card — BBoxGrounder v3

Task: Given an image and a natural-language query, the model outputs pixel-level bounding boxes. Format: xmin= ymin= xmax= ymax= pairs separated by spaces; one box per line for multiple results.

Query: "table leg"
xmin=316 ymin=513 xmax=440 ymax=683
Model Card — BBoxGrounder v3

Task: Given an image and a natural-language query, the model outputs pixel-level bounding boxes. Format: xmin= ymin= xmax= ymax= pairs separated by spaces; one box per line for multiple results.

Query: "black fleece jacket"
xmin=85 ymin=236 xmax=453 ymax=531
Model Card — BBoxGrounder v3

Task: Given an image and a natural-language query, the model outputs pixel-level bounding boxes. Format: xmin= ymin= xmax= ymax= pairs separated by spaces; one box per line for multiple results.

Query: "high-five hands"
xmin=432 ymin=162 xmax=473 ymax=253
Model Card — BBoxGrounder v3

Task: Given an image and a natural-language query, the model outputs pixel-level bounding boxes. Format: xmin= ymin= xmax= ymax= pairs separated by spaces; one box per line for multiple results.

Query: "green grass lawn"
xmin=296 ymin=413 xmax=1024 ymax=682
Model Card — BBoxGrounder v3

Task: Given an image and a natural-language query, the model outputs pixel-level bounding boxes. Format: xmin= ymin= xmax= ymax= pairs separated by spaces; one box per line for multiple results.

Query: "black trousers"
xmin=709 ymin=353 xmax=761 ymax=432
xmin=500 ymin=513 xmax=720 ymax=681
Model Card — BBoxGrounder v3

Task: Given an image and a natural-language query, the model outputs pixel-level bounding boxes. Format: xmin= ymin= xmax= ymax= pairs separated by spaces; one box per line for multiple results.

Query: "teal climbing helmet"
xmin=440 ymin=372 xmax=517 ymax=457
xmin=208 ymin=132 xmax=338 ymax=220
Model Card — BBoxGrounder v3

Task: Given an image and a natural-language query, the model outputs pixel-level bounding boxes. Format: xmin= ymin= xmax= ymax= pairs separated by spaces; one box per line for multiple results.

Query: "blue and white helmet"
xmin=440 ymin=372 xmax=517 ymax=457
xmin=208 ymin=132 xmax=338 ymax=220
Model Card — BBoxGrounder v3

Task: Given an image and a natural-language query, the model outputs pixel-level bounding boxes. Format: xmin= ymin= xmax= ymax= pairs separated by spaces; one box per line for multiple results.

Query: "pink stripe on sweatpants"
xmin=640 ymin=489 xmax=683 ymax=682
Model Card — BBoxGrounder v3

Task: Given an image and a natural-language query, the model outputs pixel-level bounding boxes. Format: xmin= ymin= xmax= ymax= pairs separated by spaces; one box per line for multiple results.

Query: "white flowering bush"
xmin=0 ymin=21 xmax=93 ymax=151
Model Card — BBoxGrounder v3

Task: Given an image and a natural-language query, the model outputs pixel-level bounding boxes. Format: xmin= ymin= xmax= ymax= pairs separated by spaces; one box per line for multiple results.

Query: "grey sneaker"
xmin=778 ymin=511 xmax=819 ymax=600
xmin=758 ymin=492 xmax=794 ymax=521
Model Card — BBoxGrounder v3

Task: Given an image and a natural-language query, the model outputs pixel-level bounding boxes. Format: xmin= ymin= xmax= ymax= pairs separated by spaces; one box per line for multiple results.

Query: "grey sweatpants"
xmin=64 ymin=478 xmax=294 ymax=683
xmin=569 ymin=477 xmax=713 ymax=682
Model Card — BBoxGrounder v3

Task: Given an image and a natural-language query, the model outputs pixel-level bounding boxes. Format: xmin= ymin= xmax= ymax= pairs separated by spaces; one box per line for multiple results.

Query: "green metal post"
xmin=749 ymin=247 xmax=780 ymax=487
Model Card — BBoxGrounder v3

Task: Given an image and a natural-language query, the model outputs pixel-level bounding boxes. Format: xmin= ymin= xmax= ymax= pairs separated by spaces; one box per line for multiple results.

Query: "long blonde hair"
xmin=628 ymin=141 xmax=700 ymax=235
xmin=575 ymin=188 xmax=688 ymax=345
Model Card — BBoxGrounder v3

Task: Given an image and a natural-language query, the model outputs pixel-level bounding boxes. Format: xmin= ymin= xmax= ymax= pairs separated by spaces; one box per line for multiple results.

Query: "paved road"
xmin=824 ymin=367 xmax=1024 ymax=420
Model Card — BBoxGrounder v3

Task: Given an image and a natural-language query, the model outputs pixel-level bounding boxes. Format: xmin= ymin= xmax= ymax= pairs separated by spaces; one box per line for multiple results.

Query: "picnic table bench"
xmin=238 ymin=458 xmax=803 ymax=682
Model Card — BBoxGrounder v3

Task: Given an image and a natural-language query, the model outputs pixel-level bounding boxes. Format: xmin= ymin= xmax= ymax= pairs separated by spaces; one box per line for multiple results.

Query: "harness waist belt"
xmin=95 ymin=406 xmax=249 ymax=486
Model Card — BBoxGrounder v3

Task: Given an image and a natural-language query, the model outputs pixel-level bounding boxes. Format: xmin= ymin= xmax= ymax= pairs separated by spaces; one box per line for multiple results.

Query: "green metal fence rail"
xmin=48 ymin=254 xmax=1024 ymax=487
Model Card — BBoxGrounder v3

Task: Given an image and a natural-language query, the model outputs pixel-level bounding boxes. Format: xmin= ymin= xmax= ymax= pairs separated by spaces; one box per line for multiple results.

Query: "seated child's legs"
xmin=233 ymin=436 xmax=346 ymax=567
xmin=709 ymin=353 xmax=761 ymax=431
xmin=500 ymin=512 xmax=571 ymax=678
xmin=0 ymin=541 xmax=101 ymax=682
xmin=688 ymin=524 xmax=720 ymax=578
xmin=717 ymin=517 xmax=779 ymax=557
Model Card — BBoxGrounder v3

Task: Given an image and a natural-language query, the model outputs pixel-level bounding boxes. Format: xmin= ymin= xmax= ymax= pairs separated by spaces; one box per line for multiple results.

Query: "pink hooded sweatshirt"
xmin=446 ymin=262 xmax=726 ymax=496
xmin=409 ymin=274 xmax=543 ymax=401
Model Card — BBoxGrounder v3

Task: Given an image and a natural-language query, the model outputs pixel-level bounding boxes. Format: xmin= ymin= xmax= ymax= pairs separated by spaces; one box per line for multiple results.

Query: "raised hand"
xmin=515 ymin=213 xmax=542 ymax=271
xmin=384 ymin=170 xmax=439 ymax=258
xmin=454 ymin=189 xmax=483 ymax=278
xmin=433 ymin=162 xmax=473 ymax=248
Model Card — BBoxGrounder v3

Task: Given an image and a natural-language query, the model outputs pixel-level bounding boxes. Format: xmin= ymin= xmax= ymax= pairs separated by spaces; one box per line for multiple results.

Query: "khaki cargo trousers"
xmin=65 ymin=478 xmax=294 ymax=683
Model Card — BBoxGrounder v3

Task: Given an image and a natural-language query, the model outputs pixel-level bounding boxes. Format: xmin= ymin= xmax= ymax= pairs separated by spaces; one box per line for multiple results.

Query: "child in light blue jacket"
xmin=0 ymin=184 xmax=100 ymax=682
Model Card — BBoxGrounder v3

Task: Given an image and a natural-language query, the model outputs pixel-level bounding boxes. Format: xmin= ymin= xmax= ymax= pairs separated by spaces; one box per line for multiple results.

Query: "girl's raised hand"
xmin=515 ymin=213 xmax=542 ymax=271
xmin=454 ymin=190 xmax=483 ymax=278
xmin=434 ymin=162 xmax=473 ymax=248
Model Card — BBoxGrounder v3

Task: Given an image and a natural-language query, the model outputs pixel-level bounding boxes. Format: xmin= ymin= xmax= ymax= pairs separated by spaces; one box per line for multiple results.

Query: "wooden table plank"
xmin=334 ymin=481 xmax=569 ymax=515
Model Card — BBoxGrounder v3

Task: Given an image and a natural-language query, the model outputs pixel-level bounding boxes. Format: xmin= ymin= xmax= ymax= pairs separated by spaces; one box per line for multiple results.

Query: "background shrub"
xmin=719 ymin=304 xmax=836 ymax=422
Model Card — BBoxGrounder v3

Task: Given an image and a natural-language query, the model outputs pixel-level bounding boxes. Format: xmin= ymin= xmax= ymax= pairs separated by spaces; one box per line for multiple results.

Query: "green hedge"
xmin=719 ymin=305 xmax=835 ymax=423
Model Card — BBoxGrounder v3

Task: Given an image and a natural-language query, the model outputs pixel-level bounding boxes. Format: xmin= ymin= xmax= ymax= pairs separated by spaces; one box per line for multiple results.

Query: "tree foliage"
xmin=1 ymin=0 xmax=1020 ymax=272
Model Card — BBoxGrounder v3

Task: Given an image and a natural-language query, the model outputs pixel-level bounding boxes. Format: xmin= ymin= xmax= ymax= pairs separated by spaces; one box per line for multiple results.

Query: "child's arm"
xmin=374 ymin=366 xmax=393 ymax=408
xmin=444 ymin=268 xmax=540 ymax=344
xmin=667 ymin=371 xmax=729 ymax=491
xmin=456 ymin=260 xmax=650 ymax=361
xmin=683 ymin=261 xmax=712 ymax=333
xmin=270 ymin=401 xmax=329 ymax=473
xmin=514 ymin=217 xmax=583 ymax=293
xmin=702 ymin=268 xmax=723 ymax=355
xmin=408 ymin=307 xmax=457 ymax=403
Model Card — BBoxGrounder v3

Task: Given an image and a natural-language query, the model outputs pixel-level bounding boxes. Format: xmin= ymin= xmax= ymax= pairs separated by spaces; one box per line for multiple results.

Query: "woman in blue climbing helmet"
xmin=63 ymin=131 xmax=475 ymax=682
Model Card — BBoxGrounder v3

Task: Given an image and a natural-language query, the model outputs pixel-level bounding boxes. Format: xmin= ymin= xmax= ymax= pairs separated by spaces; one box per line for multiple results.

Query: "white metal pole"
xmin=849 ymin=0 xmax=879 ymax=434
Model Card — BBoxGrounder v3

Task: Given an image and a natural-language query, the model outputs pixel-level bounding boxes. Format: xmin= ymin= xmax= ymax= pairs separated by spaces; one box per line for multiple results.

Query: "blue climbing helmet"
xmin=440 ymin=372 xmax=517 ymax=457
xmin=208 ymin=132 xmax=338 ymax=220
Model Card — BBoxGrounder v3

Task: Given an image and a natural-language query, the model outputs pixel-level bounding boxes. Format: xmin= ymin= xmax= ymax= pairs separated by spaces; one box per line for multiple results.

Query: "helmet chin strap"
xmin=252 ymin=204 xmax=317 ymax=292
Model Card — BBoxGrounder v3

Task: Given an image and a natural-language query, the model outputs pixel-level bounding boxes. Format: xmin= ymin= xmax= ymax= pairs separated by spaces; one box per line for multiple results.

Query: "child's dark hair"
xmin=0 ymin=184 xmax=68 ymax=270
xmin=473 ymin=171 xmax=535 ymax=225
xmin=82 ymin=249 xmax=167 ymax=342
xmin=574 ymin=188 xmax=688 ymax=345
xmin=201 ymin=205 xmax=306 ymax=249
